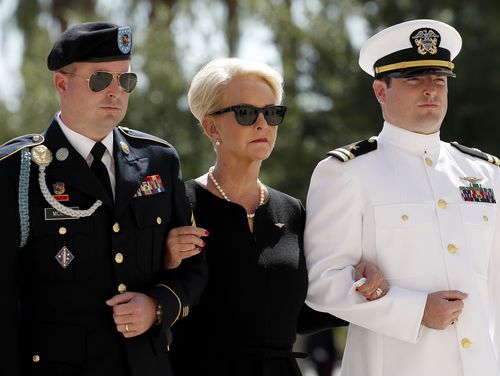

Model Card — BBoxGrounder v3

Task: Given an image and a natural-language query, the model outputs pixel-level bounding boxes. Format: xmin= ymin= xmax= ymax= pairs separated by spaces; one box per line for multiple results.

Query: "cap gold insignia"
xmin=120 ymin=141 xmax=130 ymax=154
xmin=31 ymin=145 xmax=53 ymax=166
xmin=275 ymin=223 xmax=285 ymax=228
xmin=411 ymin=29 xmax=439 ymax=55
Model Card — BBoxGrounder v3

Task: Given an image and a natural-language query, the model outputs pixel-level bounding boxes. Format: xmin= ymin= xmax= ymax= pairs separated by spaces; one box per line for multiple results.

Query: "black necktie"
xmin=90 ymin=142 xmax=113 ymax=201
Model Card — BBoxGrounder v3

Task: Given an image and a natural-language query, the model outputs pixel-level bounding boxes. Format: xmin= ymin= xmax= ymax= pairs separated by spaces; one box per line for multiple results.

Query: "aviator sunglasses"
xmin=62 ymin=71 xmax=138 ymax=93
xmin=210 ymin=105 xmax=287 ymax=126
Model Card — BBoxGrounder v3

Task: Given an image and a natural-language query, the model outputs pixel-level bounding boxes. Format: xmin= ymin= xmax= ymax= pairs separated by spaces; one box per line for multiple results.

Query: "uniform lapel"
xmin=42 ymin=119 xmax=114 ymax=207
xmin=113 ymin=128 xmax=149 ymax=220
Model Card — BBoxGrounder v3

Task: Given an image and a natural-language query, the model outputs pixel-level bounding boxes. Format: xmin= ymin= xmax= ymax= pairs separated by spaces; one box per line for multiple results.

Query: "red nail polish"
xmin=205 ymin=230 xmax=209 ymax=236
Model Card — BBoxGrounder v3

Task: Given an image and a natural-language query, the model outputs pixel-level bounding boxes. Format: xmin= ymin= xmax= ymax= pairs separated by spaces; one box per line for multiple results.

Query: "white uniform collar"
xmin=56 ymin=111 xmax=114 ymax=165
xmin=378 ymin=121 xmax=441 ymax=154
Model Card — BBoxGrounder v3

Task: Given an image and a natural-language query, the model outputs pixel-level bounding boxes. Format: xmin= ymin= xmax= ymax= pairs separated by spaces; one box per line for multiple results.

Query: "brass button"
xmin=115 ymin=253 xmax=124 ymax=264
xmin=483 ymin=216 xmax=489 ymax=223
xmin=58 ymin=227 xmax=67 ymax=235
xmin=447 ymin=243 xmax=457 ymax=254
xmin=461 ymin=338 xmax=471 ymax=348
xmin=156 ymin=217 xmax=162 ymax=225
xmin=118 ymin=283 xmax=127 ymax=293
xmin=113 ymin=223 xmax=120 ymax=233
xmin=438 ymin=199 xmax=448 ymax=209
xmin=32 ymin=354 xmax=40 ymax=362
xmin=425 ymin=157 xmax=433 ymax=166
xmin=401 ymin=214 xmax=409 ymax=221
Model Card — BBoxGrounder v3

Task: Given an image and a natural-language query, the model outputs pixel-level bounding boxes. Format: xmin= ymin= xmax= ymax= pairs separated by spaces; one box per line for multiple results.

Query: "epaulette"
xmin=450 ymin=141 xmax=500 ymax=166
xmin=118 ymin=126 xmax=172 ymax=148
xmin=327 ymin=136 xmax=378 ymax=162
xmin=0 ymin=134 xmax=45 ymax=162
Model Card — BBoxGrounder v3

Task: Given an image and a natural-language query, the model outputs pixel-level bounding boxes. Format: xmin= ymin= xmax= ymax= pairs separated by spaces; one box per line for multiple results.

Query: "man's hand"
xmin=422 ymin=290 xmax=468 ymax=329
xmin=165 ymin=226 xmax=208 ymax=269
xmin=106 ymin=292 xmax=158 ymax=338
xmin=354 ymin=261 xmax=389 ymax=300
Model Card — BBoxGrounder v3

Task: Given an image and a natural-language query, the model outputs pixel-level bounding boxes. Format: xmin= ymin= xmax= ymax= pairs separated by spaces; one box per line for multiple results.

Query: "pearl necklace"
xmin=208 ymin=166 xmax=265 ymax=219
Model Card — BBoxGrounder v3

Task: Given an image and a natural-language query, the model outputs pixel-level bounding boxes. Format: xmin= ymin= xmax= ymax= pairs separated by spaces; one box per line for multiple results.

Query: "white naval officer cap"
xmin=359 ymin=19 xmax=462 ymax=78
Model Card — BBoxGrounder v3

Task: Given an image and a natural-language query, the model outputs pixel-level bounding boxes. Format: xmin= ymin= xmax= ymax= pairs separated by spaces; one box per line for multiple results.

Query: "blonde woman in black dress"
xmin=165 ymin=58 xmax=387 ymax=376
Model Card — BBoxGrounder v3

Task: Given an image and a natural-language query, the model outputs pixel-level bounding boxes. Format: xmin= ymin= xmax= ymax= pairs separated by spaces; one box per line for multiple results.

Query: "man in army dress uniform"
xmin=304 ymin=20 xmax=500 ymax=375
xmin=0 ymin=22 xmax=207 ymax=376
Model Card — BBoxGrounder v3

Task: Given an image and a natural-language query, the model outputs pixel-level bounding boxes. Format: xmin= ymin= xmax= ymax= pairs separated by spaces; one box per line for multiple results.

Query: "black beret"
xmin=47 ymin=22 xmax=132 ymax=71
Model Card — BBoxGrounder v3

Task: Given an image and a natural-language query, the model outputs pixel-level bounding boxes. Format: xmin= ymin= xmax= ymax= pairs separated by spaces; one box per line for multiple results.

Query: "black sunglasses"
xmin=210 ymin=105 xmax=287 ymax=126
xmin=63 ymin=71 xmax=138 ymax=93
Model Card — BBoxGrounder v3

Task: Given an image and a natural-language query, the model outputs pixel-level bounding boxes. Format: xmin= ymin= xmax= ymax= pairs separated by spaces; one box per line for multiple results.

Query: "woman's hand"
xmin=164 ymin=226 xmax=208 ymax=269
xmin=354 ymin=261 xmax=389 ymax=301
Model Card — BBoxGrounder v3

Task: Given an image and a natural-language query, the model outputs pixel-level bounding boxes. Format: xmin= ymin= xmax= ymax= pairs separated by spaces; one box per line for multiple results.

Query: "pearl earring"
xmin=215 ymin=139 xmax=221 ymax=147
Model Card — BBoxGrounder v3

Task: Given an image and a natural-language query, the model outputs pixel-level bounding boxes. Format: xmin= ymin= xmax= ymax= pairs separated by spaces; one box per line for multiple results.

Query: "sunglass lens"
xmin=235 ymin=106 xmax=258 ymax=125
xmin=119 ymin=73 xmax=138 ymax=93
xmin=89 ymin=72 xmax=113 ymax=92
xmin=264 ymin=106 xmax=286 ymax=125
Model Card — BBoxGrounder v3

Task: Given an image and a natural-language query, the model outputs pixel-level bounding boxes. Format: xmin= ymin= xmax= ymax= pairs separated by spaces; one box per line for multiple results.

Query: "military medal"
xmin=459 ymin=177 xmax=496 ymax=203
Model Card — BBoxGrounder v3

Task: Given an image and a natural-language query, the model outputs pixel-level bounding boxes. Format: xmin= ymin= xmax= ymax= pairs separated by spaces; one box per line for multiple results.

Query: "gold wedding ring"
xmin=125 ymin=323 xmax=129 ymax=333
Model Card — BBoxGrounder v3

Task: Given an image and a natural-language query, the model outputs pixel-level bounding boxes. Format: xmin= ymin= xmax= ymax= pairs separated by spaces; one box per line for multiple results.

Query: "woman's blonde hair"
xmin=187 ymin=57 xmax=284 ymax=123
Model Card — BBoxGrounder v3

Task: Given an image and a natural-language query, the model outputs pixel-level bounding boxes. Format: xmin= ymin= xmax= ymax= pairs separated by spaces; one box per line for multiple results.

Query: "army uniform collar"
xmin=56 ymin=112 xmax=114 ymax=165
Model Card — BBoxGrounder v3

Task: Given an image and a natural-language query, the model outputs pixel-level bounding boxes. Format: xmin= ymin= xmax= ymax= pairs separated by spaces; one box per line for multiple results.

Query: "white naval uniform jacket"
xmin=304 ymin=122 xmax=500 ymax=376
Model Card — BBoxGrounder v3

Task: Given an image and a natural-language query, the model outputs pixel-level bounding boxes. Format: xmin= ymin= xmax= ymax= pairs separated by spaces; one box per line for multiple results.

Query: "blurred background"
xmin=2 ymin=1 xmax=500 ymax=374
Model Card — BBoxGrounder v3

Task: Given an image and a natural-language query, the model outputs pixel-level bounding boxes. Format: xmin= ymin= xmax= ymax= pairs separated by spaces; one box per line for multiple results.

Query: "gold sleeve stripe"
xmin=156 ymin=284 xmax=182 ymax=324
xmin=375 ymin=60 xmax=454 ymax=74
xmin=330 ymin=150 xmax=348 ymax=162
xmin=336 ymin=148 xmax=356 ymax=160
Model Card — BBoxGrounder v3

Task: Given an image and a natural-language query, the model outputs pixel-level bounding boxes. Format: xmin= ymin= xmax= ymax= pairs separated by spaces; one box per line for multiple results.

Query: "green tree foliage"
xmin=3 ymin=0 xmax=500 ymax=201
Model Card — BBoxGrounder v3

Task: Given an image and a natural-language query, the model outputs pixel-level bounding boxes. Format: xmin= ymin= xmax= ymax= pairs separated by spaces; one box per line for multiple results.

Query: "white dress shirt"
xmin=56 ymin=112 xmax=116 ymax=198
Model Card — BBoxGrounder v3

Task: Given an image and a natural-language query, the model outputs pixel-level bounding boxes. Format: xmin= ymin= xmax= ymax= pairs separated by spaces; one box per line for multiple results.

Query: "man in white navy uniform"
xmin=304 ymin=19 xmax=500 ymax=376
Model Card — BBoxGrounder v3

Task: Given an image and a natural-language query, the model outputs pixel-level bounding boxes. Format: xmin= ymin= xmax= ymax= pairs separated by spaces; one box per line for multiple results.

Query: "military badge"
xmin=134 ymin=174 xmax=166 ymax=197
xmin=55 ymin=246 xmax=74 ymax=268
xmin=52 ymin=182 xmax=69 ymax=201
xmin=53 ymin=182 xmax=65 ymax=195
xmin=411 ymin=28 xmax=440 ymax=55
xmin=459 ymin=177 xmax=496 ymax=203
xmin=117 ymin=26 xmax=132 ymax=54
xmin=55 ymin=147 xmax=69 ymax=161
xmin=120 ymin=141 xmax=130 ymax=154
xmin=31 ymin=145 xmax=53 ymax=166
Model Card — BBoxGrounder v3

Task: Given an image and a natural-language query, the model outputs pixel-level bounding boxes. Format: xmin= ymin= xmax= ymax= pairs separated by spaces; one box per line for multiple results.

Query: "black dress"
xmin=170 ymin=180 xmax=344 ymax=376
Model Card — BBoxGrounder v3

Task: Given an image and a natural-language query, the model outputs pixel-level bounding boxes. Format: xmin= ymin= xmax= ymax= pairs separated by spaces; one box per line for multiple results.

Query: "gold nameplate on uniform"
xmin=44 ymin=207 xmax=80 ymax=220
